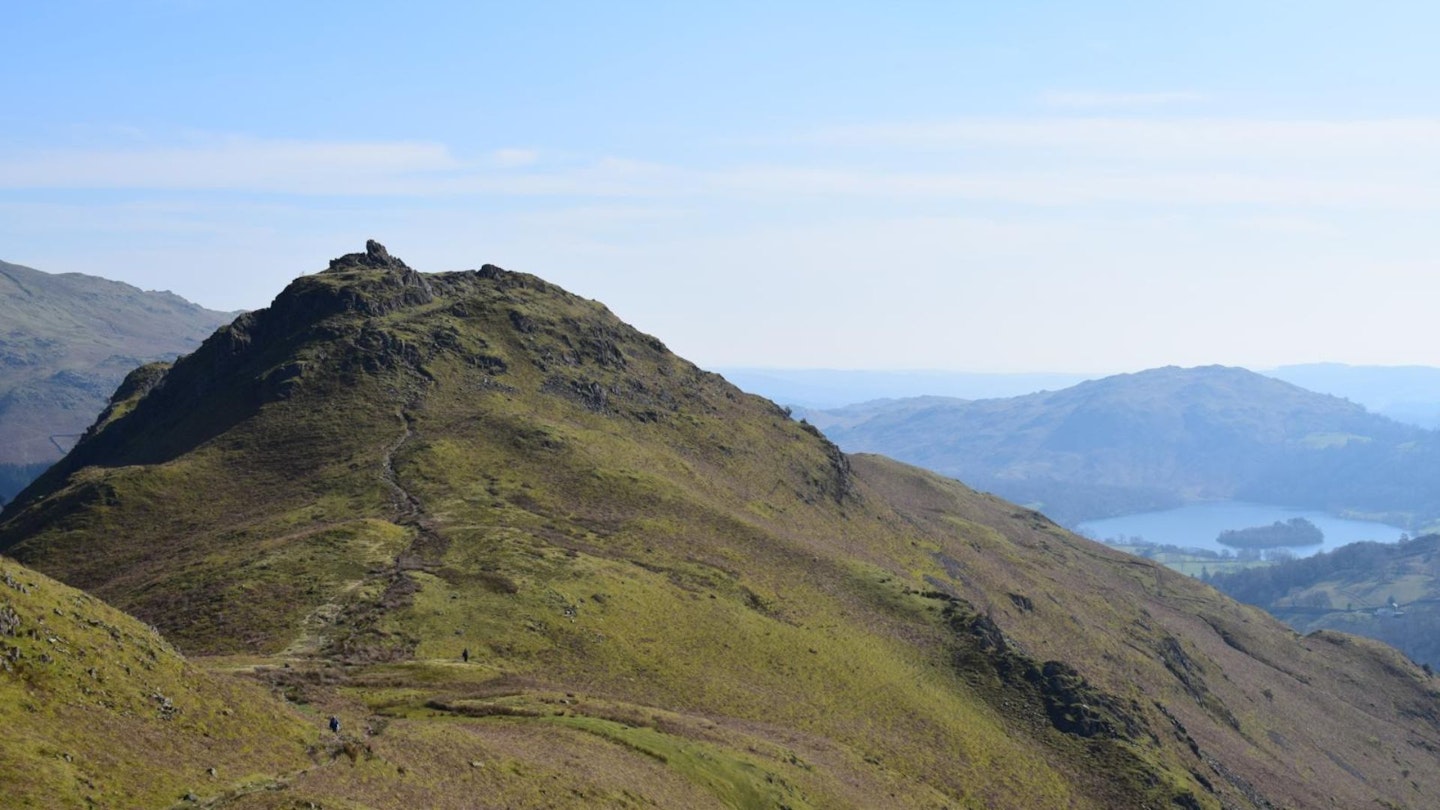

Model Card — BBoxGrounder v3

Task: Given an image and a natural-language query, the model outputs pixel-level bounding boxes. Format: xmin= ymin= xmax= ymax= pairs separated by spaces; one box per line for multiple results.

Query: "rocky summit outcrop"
xmin=4 ymin=244 xmax=1440 ymax=809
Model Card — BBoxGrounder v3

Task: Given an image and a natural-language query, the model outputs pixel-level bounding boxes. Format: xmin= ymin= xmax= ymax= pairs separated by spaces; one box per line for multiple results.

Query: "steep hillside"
xmin=1210 ymin=534 xmax=1440 ymax=667
xmin=0 ymin=259 xmax=235 ymax=503
xmin=5 ymin=243 xmax=1440 ymax=808
xmin=0 ymin=556 xmax=314 ymax=808
xmin=804 ymin=366 xmax=1433 ymax=525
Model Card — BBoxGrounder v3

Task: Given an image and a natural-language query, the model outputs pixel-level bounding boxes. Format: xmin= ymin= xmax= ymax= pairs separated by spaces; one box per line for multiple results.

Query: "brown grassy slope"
xmin=855 ymin=455 xmax=1440 ymax=809
xmin=4 ymin=243 xmax=1440 ymax=808
xmin=0 ymin=557 xmax=315 ymax=808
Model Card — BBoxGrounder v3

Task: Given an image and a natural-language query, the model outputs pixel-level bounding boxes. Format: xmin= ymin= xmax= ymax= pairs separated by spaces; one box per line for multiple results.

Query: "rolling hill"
xmin=802 ymin=366 xmax=1438 ymax=526
xmin=0 ymin=259 xmax=235 ymax=504
xmin=1210 ymin=533 xmax=1440 ymax=668
xmin=5 ymin=243 xmax=1440 ymax=807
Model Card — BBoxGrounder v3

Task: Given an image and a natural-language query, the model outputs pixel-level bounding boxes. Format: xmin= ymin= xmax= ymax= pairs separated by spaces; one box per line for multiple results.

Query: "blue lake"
xmin=1075 ymin=501 xmax=1407 ymax=558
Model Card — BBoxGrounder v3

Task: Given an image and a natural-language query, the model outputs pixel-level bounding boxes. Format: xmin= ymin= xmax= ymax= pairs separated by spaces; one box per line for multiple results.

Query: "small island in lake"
xmin=1217 ymin=517 xmax=1324 ymax=549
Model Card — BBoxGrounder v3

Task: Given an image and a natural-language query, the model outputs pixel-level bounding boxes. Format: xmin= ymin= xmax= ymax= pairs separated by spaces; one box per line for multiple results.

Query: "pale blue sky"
xmin=5 ymin=1 xmax=1440 ymax=372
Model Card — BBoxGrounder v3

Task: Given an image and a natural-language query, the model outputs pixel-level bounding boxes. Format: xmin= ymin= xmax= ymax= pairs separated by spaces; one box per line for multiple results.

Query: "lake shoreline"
xmin=1074 ymin=500 xmax=1406 ymax=559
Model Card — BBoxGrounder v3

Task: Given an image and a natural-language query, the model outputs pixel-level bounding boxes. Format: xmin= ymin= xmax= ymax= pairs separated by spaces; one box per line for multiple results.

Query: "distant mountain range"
xmin=0 ymin=259 xmax=234 ymax=503
xmin=715 ymin=367 xmax=1093 ymax=408
xmin=1267 ymin=363 xmax=1440 ymax=428
xmin=727 ymin=364 xmax=1440 ymax=428
xmin=6 ymin=243 xmax=1440 ymax=808
xmin=800 ymin=365 xmax=1440 ymax=527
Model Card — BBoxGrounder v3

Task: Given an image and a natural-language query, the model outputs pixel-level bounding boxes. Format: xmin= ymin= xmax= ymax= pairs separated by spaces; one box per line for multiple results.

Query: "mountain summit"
xmin=5 ymin=244 xmax=1440 ymax=808
xmin=331 ymin=238 xmax=412 ymax=271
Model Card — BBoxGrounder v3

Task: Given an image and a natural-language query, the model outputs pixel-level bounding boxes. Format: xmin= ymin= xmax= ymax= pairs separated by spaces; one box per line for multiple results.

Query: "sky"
xmin=4 ymin=1 xmax=1440 ymax=373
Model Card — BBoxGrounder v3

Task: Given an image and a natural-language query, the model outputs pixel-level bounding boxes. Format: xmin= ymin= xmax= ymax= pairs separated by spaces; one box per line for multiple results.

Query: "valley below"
xmin=1077 ymin=500 xmax=1407 ymax=558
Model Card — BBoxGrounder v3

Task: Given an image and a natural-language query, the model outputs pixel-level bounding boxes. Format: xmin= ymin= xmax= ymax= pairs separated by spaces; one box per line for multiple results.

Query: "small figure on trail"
xmin=329 ymin=715 xmax=341 ymax=735
xmin=462 ymin=648 xmax=470 ymax=663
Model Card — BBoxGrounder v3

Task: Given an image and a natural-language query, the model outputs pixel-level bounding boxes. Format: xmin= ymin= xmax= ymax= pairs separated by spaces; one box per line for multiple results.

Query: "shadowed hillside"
xmin=0 ymin=259 xmax=234 ymax=503
xmin=5 ymin=243 xmax=1440 ymax=808
xmin=803 ymin=366 xmax=1436 ymax=526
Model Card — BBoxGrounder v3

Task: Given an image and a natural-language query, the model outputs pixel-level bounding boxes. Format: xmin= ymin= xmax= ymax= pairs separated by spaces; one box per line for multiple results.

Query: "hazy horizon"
xmin=717 ymin=364 xmax=1440 ymax=428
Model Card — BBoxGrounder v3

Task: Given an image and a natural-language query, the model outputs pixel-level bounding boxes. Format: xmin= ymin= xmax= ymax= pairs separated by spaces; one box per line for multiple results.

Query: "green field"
xmin=1105 ymin=544 xmax=1273 ymax=578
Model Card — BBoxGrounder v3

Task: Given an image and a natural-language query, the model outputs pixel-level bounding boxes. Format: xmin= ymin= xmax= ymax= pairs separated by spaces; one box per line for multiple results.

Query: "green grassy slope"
xmin=5 ymin=243 xmax=1440 ymax=808
xmin=0 ymin=556 xmax=314 ymax=808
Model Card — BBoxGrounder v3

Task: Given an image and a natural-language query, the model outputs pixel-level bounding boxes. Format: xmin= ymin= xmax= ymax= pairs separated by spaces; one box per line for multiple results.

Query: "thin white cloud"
xmin=0 ymin=137 xmax=460 ymax=193
xmin=1040 ymin=91 xmax=1205 ymax=108
xmin=810 ymin=117 xmax=1440 ymax=160
xmin=1232 ymin=215 xmax=1332 ymax=235
xmin=5 ymin=120 xmax=1440 ymax=211
xmin=489 ymin=148 xmax=541 ymax=168
xmin=0 ymin=137 xmax=686 ymax=198
xmin=705 ymin=165 xmax=1437 ymax=208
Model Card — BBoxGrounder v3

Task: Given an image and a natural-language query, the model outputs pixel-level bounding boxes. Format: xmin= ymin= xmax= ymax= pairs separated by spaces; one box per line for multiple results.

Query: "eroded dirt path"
xmin=381 ymin=408 xmax=449 ymax=573
xmin=309 ymin=408 xmax=452 ymax=662
xmin=278 ymin=407 xmax=453 ymax=662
